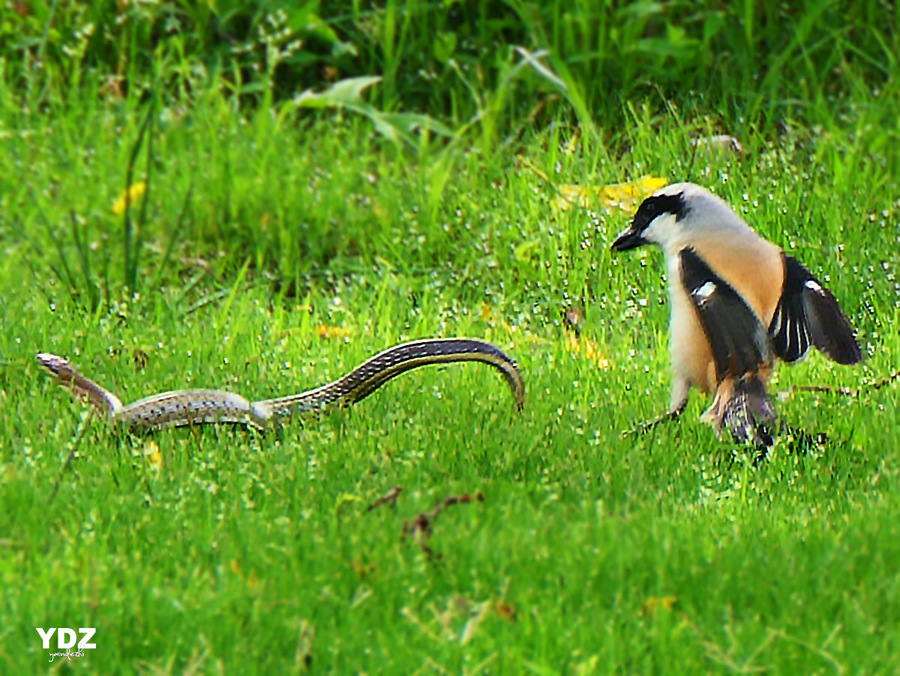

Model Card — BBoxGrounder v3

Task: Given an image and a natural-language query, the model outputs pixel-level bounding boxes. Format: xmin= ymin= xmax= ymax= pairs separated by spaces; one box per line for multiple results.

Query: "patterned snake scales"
xmin=37 ymin=338 xmax=525 ymax=432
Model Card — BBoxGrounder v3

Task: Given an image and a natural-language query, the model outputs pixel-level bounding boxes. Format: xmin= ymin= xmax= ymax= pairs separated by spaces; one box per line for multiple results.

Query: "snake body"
xmin=37 ymin=338 xmax=525 ymax=431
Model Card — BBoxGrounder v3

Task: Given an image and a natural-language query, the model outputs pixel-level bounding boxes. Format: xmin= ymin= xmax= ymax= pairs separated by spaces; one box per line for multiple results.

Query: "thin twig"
xmin=622 ymin=401 xmax=687 ymax=438
xmin=780 ymin=370 xmax=900 ymax=399
xmin=403 ymin=491 xmax=485 ymax=558
xmin=366 ymin=485 xmax=403 ymax=512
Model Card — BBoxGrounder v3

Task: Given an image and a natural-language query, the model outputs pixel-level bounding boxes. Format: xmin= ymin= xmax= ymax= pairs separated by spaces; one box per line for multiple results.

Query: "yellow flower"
xmin=112 ymin=181 xmax=147 ymax=215
xmin=143 ymin=440 xmax=163 ymax=470
xmin=317 ymin=325 xmax=353 ymax=340
xmin=564 ymin=333 xmax=610 ymax=368
xmin=641 ymin=595 xmax=678 ymax=615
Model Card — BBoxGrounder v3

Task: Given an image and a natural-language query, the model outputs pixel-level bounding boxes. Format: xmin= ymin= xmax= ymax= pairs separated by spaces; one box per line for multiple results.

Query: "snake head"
xmin=36 ymin=353 xmax=76 ymax=382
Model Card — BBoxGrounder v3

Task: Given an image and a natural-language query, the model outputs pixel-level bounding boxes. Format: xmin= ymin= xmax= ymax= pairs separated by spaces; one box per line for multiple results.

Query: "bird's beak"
xmin=611 ymin=227 xmax=646 ymax=252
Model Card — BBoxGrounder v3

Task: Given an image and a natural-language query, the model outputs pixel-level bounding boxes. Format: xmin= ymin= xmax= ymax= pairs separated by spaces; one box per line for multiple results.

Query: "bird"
xmin=611 ymin=182 xmax=862 ymax=444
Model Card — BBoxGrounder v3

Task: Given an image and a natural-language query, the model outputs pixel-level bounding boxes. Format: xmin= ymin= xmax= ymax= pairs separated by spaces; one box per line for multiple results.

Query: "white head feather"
xmin=637 ymin=183 xmax=756 ymax=256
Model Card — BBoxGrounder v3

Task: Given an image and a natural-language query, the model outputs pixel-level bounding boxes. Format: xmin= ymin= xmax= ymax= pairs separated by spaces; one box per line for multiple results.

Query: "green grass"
xmin=2 ymin=1 xmax=900 ymax=673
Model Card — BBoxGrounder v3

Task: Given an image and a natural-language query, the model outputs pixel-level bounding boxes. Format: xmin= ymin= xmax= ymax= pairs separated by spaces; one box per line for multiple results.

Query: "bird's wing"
xmin=768 ymin=255 xmax=862 ymax=365
xmin=679 ymin=247 xmax=773 ymax=383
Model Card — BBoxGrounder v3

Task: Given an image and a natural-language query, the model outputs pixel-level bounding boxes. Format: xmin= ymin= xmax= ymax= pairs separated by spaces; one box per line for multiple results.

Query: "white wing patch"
xmin=770 ymin=255 xmax=862 ymax=365
xmin=769 ymin=304 xmax=782 ymax=334
xmin=694 ymin=281 xmax=717 ymax=301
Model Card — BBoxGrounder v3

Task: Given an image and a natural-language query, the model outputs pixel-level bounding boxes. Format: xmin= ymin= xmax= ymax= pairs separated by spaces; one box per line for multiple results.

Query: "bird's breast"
xmin=668 ymin=259 xmax=717 ymax=394
xmin=665 ymin=233 xmax=784 ymax=396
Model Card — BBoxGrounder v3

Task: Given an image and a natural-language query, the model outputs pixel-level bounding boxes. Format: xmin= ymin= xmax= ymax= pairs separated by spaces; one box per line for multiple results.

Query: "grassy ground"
xmin=2 ymin=2 xmax=900 ymax=674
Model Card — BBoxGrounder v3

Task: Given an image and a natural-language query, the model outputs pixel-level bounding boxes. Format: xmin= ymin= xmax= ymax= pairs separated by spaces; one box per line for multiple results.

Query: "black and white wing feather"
xmin=679 ymin=248 xmax=773 ymax=383
xmin=769 ymin=255 xmax=862 ymax=365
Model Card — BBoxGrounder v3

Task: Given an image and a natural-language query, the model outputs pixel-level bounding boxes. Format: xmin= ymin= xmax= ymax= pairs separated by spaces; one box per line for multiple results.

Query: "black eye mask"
xmin=631 ymin=192 xmax=687 ymax=233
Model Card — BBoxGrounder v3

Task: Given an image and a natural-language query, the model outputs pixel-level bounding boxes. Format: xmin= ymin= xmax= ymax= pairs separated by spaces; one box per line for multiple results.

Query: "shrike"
xmin=611 ymin=182 xmax=862 ymax=444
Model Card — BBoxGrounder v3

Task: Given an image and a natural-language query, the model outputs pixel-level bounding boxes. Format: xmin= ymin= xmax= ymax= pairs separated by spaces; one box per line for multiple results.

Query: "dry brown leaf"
xmin=553 ymin=176 xmax=668 ymax=213
xmin=691 ymin=134 xmax=743 ymax=155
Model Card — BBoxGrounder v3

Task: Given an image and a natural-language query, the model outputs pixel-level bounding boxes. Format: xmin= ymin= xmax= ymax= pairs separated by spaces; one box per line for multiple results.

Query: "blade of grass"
xmin=150 ymin=182 xmax=194 ymax=292
xmin=123 ymin=96 xmax=156 ymax=296
xmin=68 ymin=210 xmax=100 ymax=314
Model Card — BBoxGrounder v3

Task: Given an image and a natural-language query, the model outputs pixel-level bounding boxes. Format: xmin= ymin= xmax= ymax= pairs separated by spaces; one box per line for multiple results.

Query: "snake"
xmin=37 ymin=338 xmax=525 ymax=432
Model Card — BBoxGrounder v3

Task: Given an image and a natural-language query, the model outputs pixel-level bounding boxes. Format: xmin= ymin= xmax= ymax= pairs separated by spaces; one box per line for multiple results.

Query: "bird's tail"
xmin=702 ymin=374 xmax=778 ymax=446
